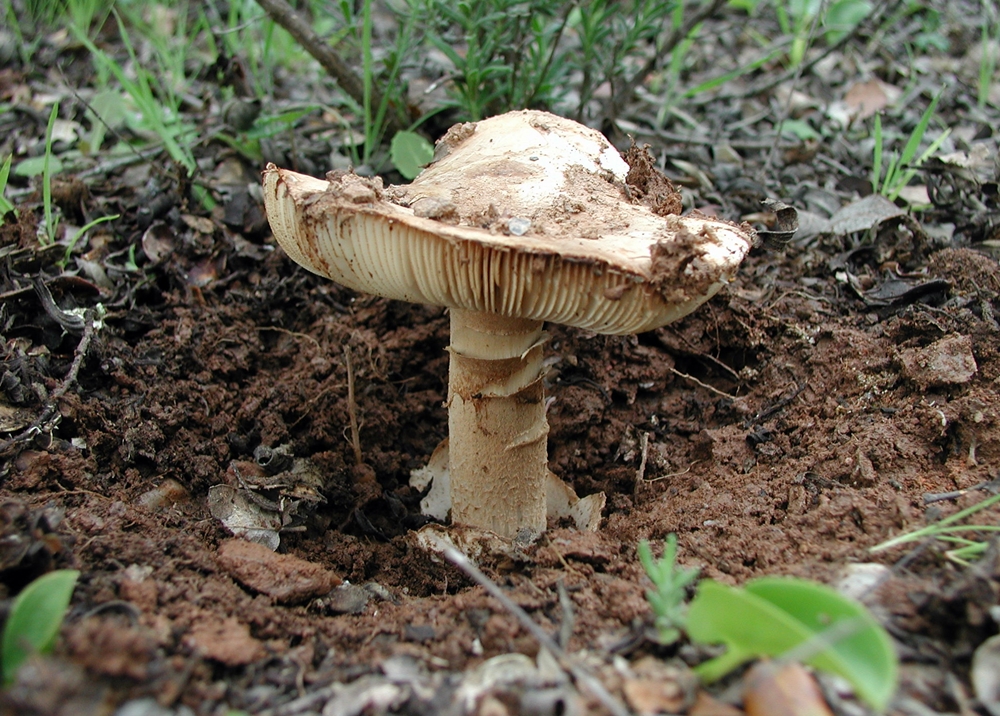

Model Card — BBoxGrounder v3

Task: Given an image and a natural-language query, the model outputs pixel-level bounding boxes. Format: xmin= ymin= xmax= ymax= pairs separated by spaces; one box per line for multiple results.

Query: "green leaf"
xmin=2 ymin=570 xmax=80 ymax=684
xmin=0 ymin=154 xmax=15 ymax=223
xmin=871 ymin=112 xmax=883 ymax=193
xmin=780 ymin=118 xmax=820 ymax=140
xmin=898 ymin=92 xmax=941 ymax=169
xmin=14 ymin=155 xmax=64 ymax=178
xmin=824 ymin=0 xmax=872 ymax=43
xmin=390 ymin=131 xmax=435 ymax=180
xmin=687 ymin=577 xmax=897 ymax=711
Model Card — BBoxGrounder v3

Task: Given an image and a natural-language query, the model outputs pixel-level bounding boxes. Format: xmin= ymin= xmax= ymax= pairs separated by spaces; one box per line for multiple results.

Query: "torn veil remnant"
xmin=263 ymin=109 xmax=755 ymax=541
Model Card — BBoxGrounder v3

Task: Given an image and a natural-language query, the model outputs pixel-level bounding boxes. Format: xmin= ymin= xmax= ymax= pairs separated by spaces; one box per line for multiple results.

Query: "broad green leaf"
xmin=390 ymin=131 xmax=435 ymax=180
xmin=824 ymin=0 xmax=872 ymax=43
xmin=2 ymin=570 xmax=80 ymax=684
xmin=14 ymin=155 xmax=64 ymax=177
xmin=780 ymin=119 xmax=820 ymax=140
xmin=687 ymin=577 xmax=897 ymax=711
xmin=89 ymin=89 xmax=128 ymax=130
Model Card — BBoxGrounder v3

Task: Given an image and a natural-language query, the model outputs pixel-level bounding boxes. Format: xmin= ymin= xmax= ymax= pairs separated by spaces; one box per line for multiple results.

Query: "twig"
xmin=258 ymin=325 xmax=321 ymax=351
xmin=442 ymin=546 xmax=631 ymax=716
xmin=742 ymin=381 xmax=806 ymax=428
xmin=635 ymin=431 xmax=650 ymax=483
xmin=344 ymin=345 xmax=363 ymax=466
xmin=924 ymin=478 xmax=1000 ymax=505
xmin=254 ymin=0 xmax=406 ymax=138
xmin=643 ymin=463 xmax=696 ymax=483
xmin=659 ymin=330 xmax=741 ymax=380
xmin=669 ymin=367 xmax=736 ymax=399
xmin=0 ymin=309 xmax=98 ymax=455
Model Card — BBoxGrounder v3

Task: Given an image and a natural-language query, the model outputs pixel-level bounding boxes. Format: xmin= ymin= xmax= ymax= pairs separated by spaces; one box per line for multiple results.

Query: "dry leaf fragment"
xmin=743 ymin=661 xmax=834 ymax=716
xmin=843 ymin=79 xmax=901 ymax=120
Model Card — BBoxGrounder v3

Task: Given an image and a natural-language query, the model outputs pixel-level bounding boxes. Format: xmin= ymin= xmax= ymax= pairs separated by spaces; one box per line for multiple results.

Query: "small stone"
xmin=507 ymin=217 xmax=531 ymax=236
xmin=319 ymin=583 xmax=371 ymax=614
xmin=403 ymin=624 xmax=436 ymax=642
xmin=898 ymin=333 xmax=977 ymax=388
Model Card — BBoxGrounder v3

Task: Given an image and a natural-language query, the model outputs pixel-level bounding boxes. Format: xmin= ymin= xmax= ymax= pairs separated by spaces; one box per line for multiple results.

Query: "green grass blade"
xmin=361 ymin=0 xmax=374 ymax=163
xmin=887 ymin=127 xmax=951 ymax=201
xmin=683 ymin=48 xmax=781 ymax=96
xmin=871 ymin=491 xmax=1000 ymax=552
xmin=898 ymin=92 xmax=941 ymax=169
xmin=871 ymin=112 xmax=883 ymax=193
xmin=42 ymin=102 xmax=59 ymax=245
xmin=62 ymin=213 xmax=120 ymax=267
xmin=0 ymin=154 xmax=15 ymax=223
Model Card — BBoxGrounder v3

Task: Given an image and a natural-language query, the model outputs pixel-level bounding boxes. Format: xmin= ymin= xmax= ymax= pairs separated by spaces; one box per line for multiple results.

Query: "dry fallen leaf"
xmin=743 ymin=661 xmax=834 ymax=716
xmin=843 ymin=79 xmax=901 ymax=120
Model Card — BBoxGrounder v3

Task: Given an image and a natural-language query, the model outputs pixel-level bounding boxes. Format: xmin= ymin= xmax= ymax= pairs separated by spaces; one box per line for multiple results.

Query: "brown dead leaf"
xmin=843 ymin=79 xmax=900 ymax=120
xmin=689 ymin=690 xmax=744 ymax=716
xmin=743 ymin=661 xmax=833 ymax=716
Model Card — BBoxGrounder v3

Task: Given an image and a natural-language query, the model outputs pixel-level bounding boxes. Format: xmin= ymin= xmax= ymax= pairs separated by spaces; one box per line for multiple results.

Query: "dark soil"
xmin=1 ymin=2 xmax=1000 ymax=715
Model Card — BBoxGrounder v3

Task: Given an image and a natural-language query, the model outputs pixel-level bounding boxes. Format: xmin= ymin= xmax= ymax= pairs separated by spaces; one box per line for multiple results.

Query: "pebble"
xmin=898 ymin=333 xmax=977 ymax=387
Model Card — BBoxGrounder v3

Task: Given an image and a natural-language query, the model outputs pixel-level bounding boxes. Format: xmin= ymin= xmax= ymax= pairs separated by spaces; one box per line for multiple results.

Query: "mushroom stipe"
xmin=263 ymin=109 xmax=756 ymax=541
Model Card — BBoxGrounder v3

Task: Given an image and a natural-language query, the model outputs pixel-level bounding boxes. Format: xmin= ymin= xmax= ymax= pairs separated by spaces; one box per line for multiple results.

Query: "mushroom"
xmin=263 ymin=110 xmax=755 ymax=541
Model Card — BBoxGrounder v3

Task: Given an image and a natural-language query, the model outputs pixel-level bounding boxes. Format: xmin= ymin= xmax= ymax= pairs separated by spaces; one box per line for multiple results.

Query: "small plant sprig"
xmin=775 ymin=0 xmax=872 ymax=68
xmin=418 ymin=0 xmax=569 ymax=121
xmin=871 ymin=491 xmax=1000 ymax=565
xmin=60 ymin=214 xmax=121 ymax=269
xmin=1 ymin=569 xmax=79 ymax=684
xmin=686 ymin=577 xmax=898 ymax=711
xmin=637 ymin=534 xmax=700 ymax=645
xmin=871 ymin=91 xmax=950 ymax=202
xmin=72 ymin=12 xmax=198 ymax=176
xmin=639 ymin=535 xmax=898 ymax=711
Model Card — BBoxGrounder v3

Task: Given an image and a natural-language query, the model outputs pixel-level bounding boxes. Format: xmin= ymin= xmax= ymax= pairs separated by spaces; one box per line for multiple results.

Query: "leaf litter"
xmin=0 ymin=1 xmax=999 ymax=714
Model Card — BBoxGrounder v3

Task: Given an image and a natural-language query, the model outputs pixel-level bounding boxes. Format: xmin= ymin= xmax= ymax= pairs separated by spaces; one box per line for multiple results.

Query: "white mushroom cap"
xmin=263 ymin=110 xmax=755 ymax=335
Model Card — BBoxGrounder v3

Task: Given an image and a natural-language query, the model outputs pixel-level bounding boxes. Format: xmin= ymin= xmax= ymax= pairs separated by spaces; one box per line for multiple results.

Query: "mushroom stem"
xmin=448 ymin=309 xmax=549 ymax=539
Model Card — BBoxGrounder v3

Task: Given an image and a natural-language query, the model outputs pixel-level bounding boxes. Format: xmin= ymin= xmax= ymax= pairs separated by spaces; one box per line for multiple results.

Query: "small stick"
xmin=669 ymin=366 xmax=736 ymax=399
xmin=644 ymin=463 xmax=696 ymax=483
xmin=743 ymin=381 xmax=806 ymax=428
xmin=924 ymin=479 xmax=1000 ymax=505
xmin=0 ymin=309 xmax=98 ymax=455
xmin=259 ymin=325 xmax=321 ymax=350
xmin=636 ymin=431 xmax=650 ymax=484
xmin=442 ymin=545 xmax=630 ymax=716
xmin=343 ymin=345 xmax=363 ymax=466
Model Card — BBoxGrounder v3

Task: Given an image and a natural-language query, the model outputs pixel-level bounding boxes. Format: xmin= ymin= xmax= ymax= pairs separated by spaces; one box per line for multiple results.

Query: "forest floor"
xmin=1 ymin=1 xmax=1000 ymax=715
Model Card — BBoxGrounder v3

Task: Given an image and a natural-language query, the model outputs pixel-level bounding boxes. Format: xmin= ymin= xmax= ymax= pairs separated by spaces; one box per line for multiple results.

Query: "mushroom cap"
xmin=263 ymin=110 xmax=755 ymax=335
